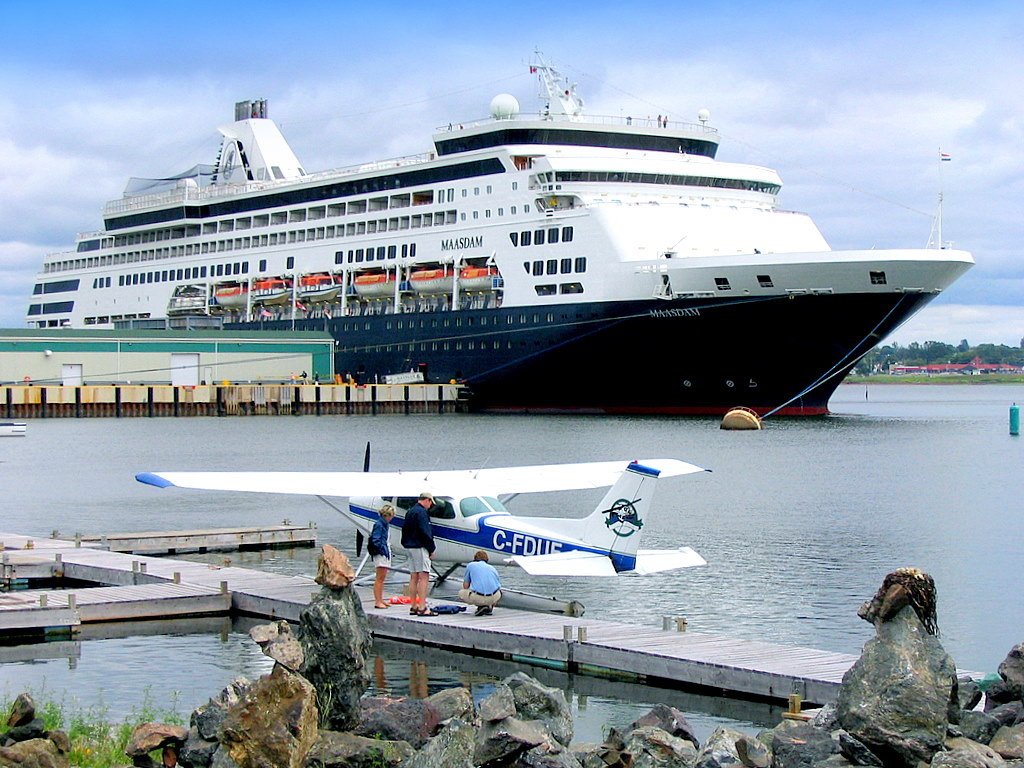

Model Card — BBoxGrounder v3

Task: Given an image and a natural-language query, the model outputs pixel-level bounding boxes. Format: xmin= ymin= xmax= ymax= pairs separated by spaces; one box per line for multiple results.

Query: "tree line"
xmin=854 ymin=339 xmax=1024 ymax=374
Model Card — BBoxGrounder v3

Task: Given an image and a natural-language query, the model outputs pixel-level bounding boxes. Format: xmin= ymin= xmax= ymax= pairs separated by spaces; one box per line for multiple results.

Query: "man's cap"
xmin=419 ymin=491 xmax=434 ymax=500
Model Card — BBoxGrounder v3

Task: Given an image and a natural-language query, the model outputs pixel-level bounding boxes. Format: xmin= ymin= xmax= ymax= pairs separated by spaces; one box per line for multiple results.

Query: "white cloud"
xmin=893 ymin=303 xmax=1024 ymax=347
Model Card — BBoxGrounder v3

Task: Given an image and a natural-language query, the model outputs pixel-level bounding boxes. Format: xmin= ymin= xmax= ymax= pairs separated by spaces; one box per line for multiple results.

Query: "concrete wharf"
xmin=0 ymin=530 xmax=876 ymax=706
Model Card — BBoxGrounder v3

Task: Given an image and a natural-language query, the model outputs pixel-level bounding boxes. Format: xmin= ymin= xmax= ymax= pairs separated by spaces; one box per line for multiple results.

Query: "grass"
xmin=1 ymin=687 xmax=184 ymax=768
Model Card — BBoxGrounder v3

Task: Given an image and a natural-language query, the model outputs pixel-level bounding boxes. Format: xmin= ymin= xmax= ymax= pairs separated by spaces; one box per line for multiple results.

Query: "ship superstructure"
xmin=27 ymin=55 xmax=973 ymax=414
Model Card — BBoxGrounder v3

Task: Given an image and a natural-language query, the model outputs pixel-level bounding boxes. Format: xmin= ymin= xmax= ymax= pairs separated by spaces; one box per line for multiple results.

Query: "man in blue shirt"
xmin=459 ymin=550 xmax=502 ymax=616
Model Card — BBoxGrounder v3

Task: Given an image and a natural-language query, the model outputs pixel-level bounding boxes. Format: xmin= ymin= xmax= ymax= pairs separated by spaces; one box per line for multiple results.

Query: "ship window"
xmin=510 ymin=232 xmax=519 ymax=246
xmin=535 ymin=229 xmax=545 ymax=245
xmin=870 ymin=270 xmax=887 ymax=285
xmin=715 ymin=277 xmax=732 ymax=291
xmin=474 ymin=187 xmax=480 ymax=196
xmin=511 ymin=205 xmax=517 ymax=214
xmin=498 ymin=207 xmax=504 ymax=216
xmin=548 ymin=228 xmax=559 ymax=244
xmin=410 ymin=243 xmax=417 ymax=258
xmin=335 ymin=251 xmax=344 ymax=265
xmin=559 ymin=282 xmax=584 ymax=294
xmin=758 ymin=274 xmax=774 ymax=288
xmin=521 ymin=231 xmax=532 ymax=246
xmin=201 ymin=266 xmax=208 ymax=277
xmin=523 ymin=262 xmax=530 ymax=274
xmin=462 ymin=189 xmax=468 ymax=197
xmin=215 ymin=265 xmax=223 ymax=276
xmin=532 ymin=261 xmax=543 ymax=276
xmin=473 ymin=211 xmax=479 ymax=220
xmin=562 ymin=226 xmax=574 ymax=242
xmin=355 ymin=249 xmax=364 ymax=263
xmin=546 ymin=260 xmax=557 ymax=275
xmin=287 ymin=256 xmax=295 ymax=269
xmin=574 ymin=257 xmax=587 ymax=272
xmin=535 ymin=284 xmax=556 ymax=296
xmin=561 ymin=258 xmax=572 ymax=273
xmin=377 ymin=247 xmax=386 ymax=260
xmin=388 ymin=245 xmax=397 ymax=259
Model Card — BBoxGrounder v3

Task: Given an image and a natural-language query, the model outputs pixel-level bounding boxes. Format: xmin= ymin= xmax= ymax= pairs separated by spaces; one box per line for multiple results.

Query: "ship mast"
xmin=927 ymin=149 xmax=951 ymax=249
xmin=532 ymin=51 xmax=584 ymax=121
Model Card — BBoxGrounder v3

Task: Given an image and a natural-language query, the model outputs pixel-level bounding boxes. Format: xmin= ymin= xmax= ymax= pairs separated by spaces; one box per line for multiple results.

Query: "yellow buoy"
xmin=720 ymin=407 xmax=762 ymax=430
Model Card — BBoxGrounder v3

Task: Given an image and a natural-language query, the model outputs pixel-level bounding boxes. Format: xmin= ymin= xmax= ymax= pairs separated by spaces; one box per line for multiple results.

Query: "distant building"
xmin=890 ymin=356 xmax=1023 ymax=376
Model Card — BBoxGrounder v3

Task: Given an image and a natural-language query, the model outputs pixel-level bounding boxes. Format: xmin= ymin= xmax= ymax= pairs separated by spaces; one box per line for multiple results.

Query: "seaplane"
xmin=136 ymin=455 xmax=709 ymax=612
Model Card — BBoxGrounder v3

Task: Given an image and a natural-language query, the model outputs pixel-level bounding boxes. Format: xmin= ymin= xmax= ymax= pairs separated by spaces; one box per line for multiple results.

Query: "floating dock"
xmin=0 ymin=532 xmax=977 ymax=706
xmin=77 ymin=525 xmax=317 ymax=554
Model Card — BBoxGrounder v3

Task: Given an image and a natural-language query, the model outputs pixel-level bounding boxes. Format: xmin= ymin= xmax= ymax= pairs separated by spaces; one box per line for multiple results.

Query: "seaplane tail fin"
xmin=580 ymin=461 xmax=660 ymax=562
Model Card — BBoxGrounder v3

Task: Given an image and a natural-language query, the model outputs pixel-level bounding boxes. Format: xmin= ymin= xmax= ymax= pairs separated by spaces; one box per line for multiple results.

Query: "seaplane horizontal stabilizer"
xmin=632 ymin=547 xmax=708 ymax=575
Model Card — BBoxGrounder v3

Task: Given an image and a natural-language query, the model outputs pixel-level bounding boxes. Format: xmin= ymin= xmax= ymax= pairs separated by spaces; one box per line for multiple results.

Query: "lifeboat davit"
xmin=459 ymin=265 xmax=500 ymax=292
xmin=297 ymin=273 xmax=342 ymax=303
xmin=251 ymin=277 xmax=292 ymax=306
xmin=410 ymin=267 xmax=455 ymax=294
xmin=353 ymin=271 xmax=396 ymax=298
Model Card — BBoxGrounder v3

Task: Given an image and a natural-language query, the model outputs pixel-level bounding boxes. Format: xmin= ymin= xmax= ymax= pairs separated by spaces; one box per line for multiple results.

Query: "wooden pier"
xmin=0 ymin=531 xmax=978 ymax=706
xmin=77 ymin=525 xmax=317 ymax=554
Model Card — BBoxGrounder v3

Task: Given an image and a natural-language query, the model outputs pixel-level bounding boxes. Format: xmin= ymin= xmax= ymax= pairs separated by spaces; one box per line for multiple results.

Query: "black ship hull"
xmin=231 ymin=291 xmax=934 ymax=416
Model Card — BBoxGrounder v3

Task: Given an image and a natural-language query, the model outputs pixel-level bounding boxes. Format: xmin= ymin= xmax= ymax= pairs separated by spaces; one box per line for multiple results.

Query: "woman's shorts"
xmin=407 ymin=548 xmax=431 ymax=573
xmin=372 ymin=555 xmax=391 ymax=569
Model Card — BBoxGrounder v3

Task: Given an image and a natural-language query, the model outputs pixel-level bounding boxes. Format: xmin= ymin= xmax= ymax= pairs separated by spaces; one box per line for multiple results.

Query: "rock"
xmin=622 ymin=726 xmax=698 ymax=768
xmin=191 ymin=678 xmax=254 ymax=742
xmin=515 ymin=746 xmax=584 ymax=768
xmin=998 ymin=644 xmax=1024 ymax=693
xmin=810 ymin=704 xmax=839 ymax=732
xmin=249 ymin=621 xmax=304 ymax=672
xmin=3 ymin=719 xmax=46 ymax=744
xmin=45 ymin=732 xmax=68 ymax=756
xmin=838 ymin=731 xmax=883 ymax=766
xmin=628 ymin=705 xmax=698 ymax=749
xmin=315 ymin=545 xmax=355 ymax=590
xmin=986 ymin=681 xmax=1023 ymax=711
xmin=219 ymin=665 xmax=319 ymax=768
xmin=209 ymin=745 xmax=240 ymax=768
xmin=179 ymin=727 xmax=219 ymax=768
xmin=836 ymin=605 xmax=957 ymax=768
xmin=734 ymin=734 xmax=769 ymax=767
xmin=426 ymin=687 xmax=475 ymax=723
xmin=355 ymin=697 xmax=442 ymax=749
xmin=126 ymin=723 xmax=189 ymax=758
xmin=962 ymin=711 xmax=1004 ymax=745
xmin=692 ymin=726 xmax=746 ymax=768
xmin=940 ymin=736 xmax=1007 ymax=767
xmin=479 ymin=684 xmax=517 ymax=724
xmin=856 ymin=568 xmax=939 ymax=635
xmin=298 ymin=588 xmax=370 ymax=731
xmin=475 ymin=717 xmax=550 ymax=767
xmin=990 ymin=725 xmax=1024 ymax=760
xmin=304 ymin=730 xmax=413 ymax=768
xmin=0 ymin=737 xmax=68 ymax=768
xmin=5 ymin=695 xmax=35 ymax=730
xmin=988 ymin=703 xmax=1024 ymax=727
xmin=768 ymin=720 xmax=838 ymax=767
xmin=506 ymin=673 xmax=574 ymax=747
xmin=960 ymin=677 xmax=984 ymax=712
xmin=404 ymin=718 xmax=476 ymax=768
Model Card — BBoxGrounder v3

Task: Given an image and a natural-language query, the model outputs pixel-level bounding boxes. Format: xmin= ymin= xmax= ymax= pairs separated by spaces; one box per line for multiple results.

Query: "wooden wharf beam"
xmin=78 ymin=525 xmax=317 ymax=554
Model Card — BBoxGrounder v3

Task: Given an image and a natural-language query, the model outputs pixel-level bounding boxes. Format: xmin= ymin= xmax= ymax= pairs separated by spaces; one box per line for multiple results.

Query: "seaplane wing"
xmin=135 ymin=458 xmax=705 ymax=498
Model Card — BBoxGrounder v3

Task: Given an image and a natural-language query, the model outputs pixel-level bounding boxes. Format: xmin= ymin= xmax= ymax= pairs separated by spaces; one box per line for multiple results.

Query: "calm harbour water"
xmin=2 ymin=383 xmax=1022 ymax=741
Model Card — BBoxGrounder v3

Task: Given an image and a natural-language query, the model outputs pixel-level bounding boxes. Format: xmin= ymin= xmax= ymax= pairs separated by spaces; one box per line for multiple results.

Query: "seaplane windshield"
xmin=460 ymin=496 xmax=508 ymax=516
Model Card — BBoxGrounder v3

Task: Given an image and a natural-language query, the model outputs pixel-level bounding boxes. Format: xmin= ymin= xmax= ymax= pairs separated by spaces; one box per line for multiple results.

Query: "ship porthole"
xmin=725 ymin=379 xmax=735 ymax=388
xmin=682 ymin=379 xmax=692 ymax=388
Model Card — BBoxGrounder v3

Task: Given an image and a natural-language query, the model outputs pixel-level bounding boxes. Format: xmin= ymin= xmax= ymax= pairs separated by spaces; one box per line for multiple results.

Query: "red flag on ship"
xmin=940 ymin=152 xmax=951 ymax=161
xmin=295 ymin=300 xmax=307 ymax=311
xmin=529 ymin=66 xmax=537 ymax=74
xmin=259 ymin=308 xmax=272 ymax=318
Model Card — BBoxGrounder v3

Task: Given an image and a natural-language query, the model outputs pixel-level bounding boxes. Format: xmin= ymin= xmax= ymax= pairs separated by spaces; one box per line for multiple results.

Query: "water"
xmin=2 ymin=383 xmax=1022 ymax=741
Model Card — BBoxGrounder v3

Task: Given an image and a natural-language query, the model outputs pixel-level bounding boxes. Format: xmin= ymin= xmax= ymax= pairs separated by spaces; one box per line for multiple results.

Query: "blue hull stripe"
xmin=136 ymin=472 xmax=175 ymax=488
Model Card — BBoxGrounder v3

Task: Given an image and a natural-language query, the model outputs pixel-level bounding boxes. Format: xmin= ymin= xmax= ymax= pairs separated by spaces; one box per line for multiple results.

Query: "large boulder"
xmin=768 ymin=720 xmax=839 ymax=767
xmin=191 ymin=678 xmax=254 ymax=742
xmin=125 ymin=723 xmax=189 ymax=759
xmin=475 ymin=717 xmax=551 ymax=767
xmin=960 ymin=710 xmax=1002 ymax=745
xmin=622 ymin=726 xmax=698 ymax=768
xmin=0 ymin=737 xmax=68 ymax=768
xmin=5 ymin=695 xmax=35 ymax=729
xmin=479 ymin=684 xmax=517 ymax=724
xmin=988 ymin=724 xmax=1024 ymax=760
xmin=299 ymin=588 xmax=371 ymax=731
xmin=505 ymin=673 xmax=574 ymax=747
xmin=837 ymin=604 xmax=958 ymax=767
xmin=426 ymin=687 xmax=475 ymax=723
xmin=3 ymin=719 xmax=46 ymax=743
xmin=249 ymin=621 xmax=304 ymax=672
xmin=178 ymin=727 xmax=219 ymax=768
xmin=627 ymin=705 xmax=698 ymax=749
xmin=404 ymin=719 xmax=477 ymax=768
xmin=303 ymin=730 xmax=413 ymax=768
xmin=692 ymin=726 xmax=746 ymax=768
xmin=219 ymin=665 xmax=319 ymax=768
xmin=997 ymin=643 xmax=1024 ymax=696
xmin=354 ymin=697 xmax=442 ymax=749
xmin=315 ymin=545 xmax=355 ymax=590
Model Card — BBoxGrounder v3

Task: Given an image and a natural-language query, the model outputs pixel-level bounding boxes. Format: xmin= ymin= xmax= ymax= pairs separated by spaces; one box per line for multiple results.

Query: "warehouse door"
xmin=61 ymin=364 xmax=83 ymax=386
xmin=170 ymin=353 xmax=200 ymax=386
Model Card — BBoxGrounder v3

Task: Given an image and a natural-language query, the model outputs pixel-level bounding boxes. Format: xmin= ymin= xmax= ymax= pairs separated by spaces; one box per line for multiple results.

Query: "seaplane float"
xmin=136 ymin=455 xmax=709 ymax=615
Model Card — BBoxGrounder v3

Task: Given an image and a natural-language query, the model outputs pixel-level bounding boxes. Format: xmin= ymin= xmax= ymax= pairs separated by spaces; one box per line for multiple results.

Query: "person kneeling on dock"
xmin=459 ymin=550 xmax=502 ymax=616
xmin=369 ymin=504 xmax=395 ymax=609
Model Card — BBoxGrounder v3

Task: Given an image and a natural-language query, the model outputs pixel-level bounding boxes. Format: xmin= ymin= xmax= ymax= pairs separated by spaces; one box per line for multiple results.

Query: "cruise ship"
xmin=27 ymin=56 xmax=974 ymax=414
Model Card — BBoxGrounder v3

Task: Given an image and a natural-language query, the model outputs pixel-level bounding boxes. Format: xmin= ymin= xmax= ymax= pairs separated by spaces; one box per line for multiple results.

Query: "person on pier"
xmin=459 ymin=550 xmax=502 ymax=616
xmin=368 ymin=504 xmax=395 ymax=609
xmin=401 ymin=492 xmax=438 ymax=616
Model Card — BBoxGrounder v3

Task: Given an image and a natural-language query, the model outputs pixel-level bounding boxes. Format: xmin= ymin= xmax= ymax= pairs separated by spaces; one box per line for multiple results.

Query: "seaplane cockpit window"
xmin=482 ymin=496 xmax=509 ymax=513
xmin=460 ymin=497 xmax=490 ymax=516
xmin=395 ymin=496 xmax=417 ymax=512
xmin=429 ymin=497 xmax=457 ymax=520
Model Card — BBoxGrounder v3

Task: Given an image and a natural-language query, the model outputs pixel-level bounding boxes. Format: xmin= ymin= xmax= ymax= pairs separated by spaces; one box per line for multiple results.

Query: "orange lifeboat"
xmin=297 ymin=273 xmax=342 ymax=303
xmin=251 ymin=277 xmax=292 ymax=305
xmin=353 ymin=271 xmax=396 ymax=298
xmin=410 ymin=266 xmax=455 ymax=294
xmin=458 ymin=265 xmax=500 ymax=292
xmin=212 ymin=282 xmax=247 ymax=309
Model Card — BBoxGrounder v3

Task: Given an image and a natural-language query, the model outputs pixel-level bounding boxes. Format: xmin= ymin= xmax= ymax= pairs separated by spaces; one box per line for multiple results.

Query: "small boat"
xmin=251 ymin=278 xmax=292 ymax=306
xmin=0 ymin=422 xmax=27 ymax=437
xmin=458 ymin=265 xmax=501 ymax=292
xmin=212 ymin=282 xmax=248 ymax=309
xmin=297 ymin=273 xmax=342 ymax=303
xmin=410 ymin=267 xmax=455 ymax=294
xmin=353 ymin=271 xmax=397 ymax=298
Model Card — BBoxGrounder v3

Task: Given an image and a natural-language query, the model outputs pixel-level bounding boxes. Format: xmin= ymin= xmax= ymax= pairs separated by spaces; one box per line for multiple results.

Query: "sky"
xmin=1 ymin=0 xmax=1021 ymax=345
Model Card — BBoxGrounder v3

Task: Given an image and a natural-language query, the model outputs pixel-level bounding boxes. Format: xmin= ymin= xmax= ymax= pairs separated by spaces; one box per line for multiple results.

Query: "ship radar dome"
xmin=697 ymin=108 xmax=711 ymax=124
xmin=490 ymin=93 xmax=520 ymax=120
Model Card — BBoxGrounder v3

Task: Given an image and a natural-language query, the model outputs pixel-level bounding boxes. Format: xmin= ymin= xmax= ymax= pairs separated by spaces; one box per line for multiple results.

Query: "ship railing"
xmin=435 ymin=112 xmax=719 ymax=136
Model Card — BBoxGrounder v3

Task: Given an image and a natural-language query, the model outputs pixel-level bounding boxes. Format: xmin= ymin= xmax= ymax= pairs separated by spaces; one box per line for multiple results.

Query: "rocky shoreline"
xmin=3 ymin=554 xmax=1023 ymax=768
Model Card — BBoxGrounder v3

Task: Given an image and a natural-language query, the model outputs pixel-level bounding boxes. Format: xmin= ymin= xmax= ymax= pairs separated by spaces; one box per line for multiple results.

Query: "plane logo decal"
xmin=604 ymin=498 xmax=643 ymax=537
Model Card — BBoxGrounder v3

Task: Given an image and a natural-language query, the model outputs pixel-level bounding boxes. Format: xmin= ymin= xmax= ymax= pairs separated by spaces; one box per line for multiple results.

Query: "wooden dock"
xmin=77 ymin=525 xmax=317 ymax=554
xmin=1 ymin=531 xmax=971 ymax=706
